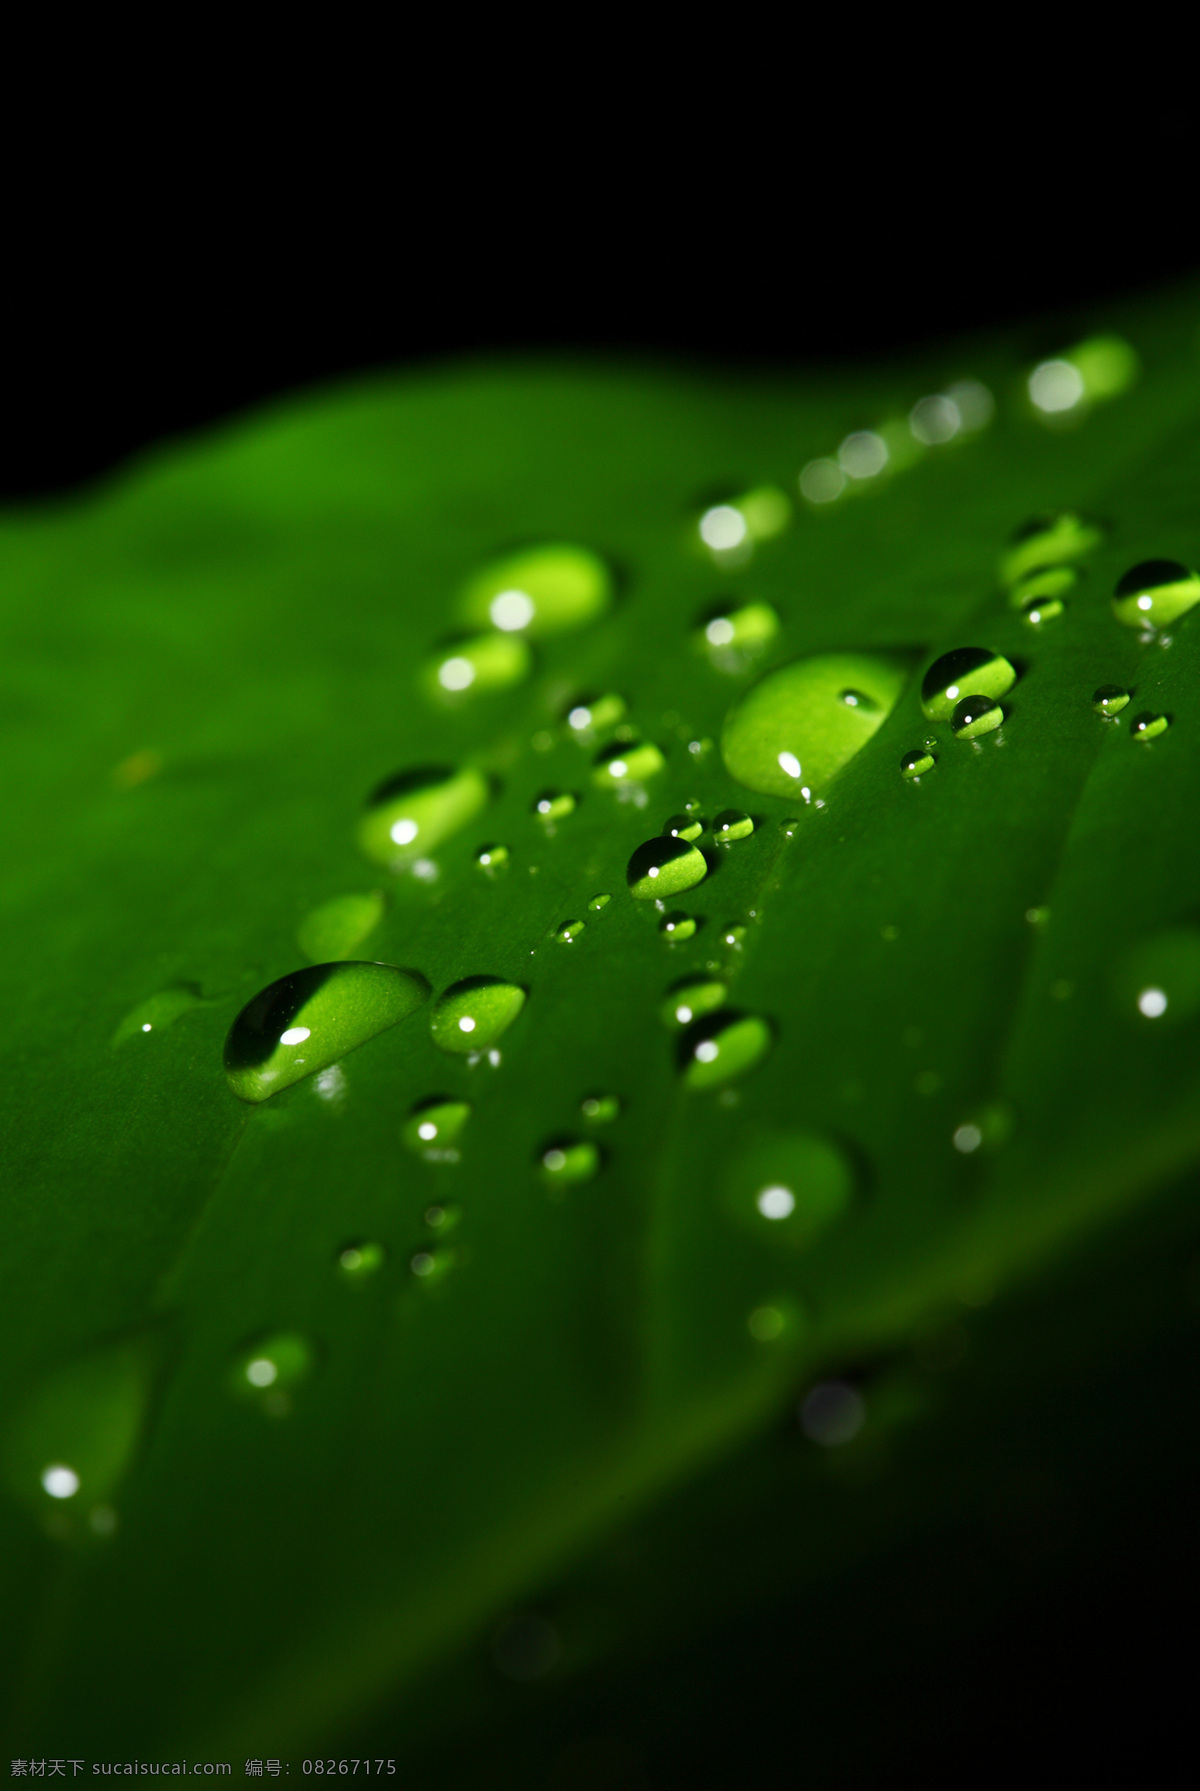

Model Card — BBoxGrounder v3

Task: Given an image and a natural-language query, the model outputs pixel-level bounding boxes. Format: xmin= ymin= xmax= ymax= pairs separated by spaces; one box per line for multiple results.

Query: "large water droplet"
xmin=696 ymin=601 xmax=780 ymax=673
xmin=951 ymin=695 xmax=1004 ymax=739
xmin=1113 ymin=927 xmax=1200 ymax=1023
xmin=900 ymin=748 xmax=935 ymax=779
xmin=660 ymin=977 xmax=728 ymax=1029
xmin=459 ymin=544 xmax=612 ymax=637
xmin=359 ymin=766 xmax=489 ymax=868
xmin=721 ymin=653 xmax=909 ymax=798
xmin=682 ymin=1013 xmax=772 ymax=1089
xmin=1001 ymin=511 xmax=1104 ymax=587
xmin=425 ymin=632 xmax=532 ymax=699
xmin=5 ymin=1339 xmax=149 ymax=1520
xmin=592 ymin=740 xmax=666 ymax=787
xmin=231 ymin=1332 xmax=315 ymax=1413
xmin=1131 ymin=712 xmax=1170 ymax=742
xmin=713 ymin=809 xmax=754 ymax=843
xmin=225 ymin=962 xmax=429 ymax=1102
xmin=296 ymin=891 xmax=386 ymax=963
xmin=723 ymin=1132 xmax=854 ymax=1246
xmin=1112 ymin=560 xmax=1200 ymax=630
xmin=404 ymin=1098 xmax=471 ymax=1157
xmin=921 ymin=648 xmax=1016 ymax=722
xmin=664 ymin=812 xmax=704 ymax=842
xmin=337 ymin=1240 xmax=386 ymax=1281
xmin=112 ymin=983 xmax=204 ymax=1047
xmin=431 ymin=977 xmax=525 ymax=1055
xmin=539 ymin=1138 xmax=600 ymax=1188
xmin=1093 ymin=685 xmax=1130 ymax=718
xmin=1008 ymin=565 xmax=1078 ymax=611
xmin=627 ymin=836 xmax=708 ymax=900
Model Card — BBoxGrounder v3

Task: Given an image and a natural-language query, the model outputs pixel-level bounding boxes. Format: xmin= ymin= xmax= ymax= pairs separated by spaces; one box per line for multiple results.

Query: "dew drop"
xmin=592 ymin=740 xmax=666 ymax=787
xmin=724 ymin=1131 xmax=854 ymax=1244
xmin=721 ymin=653 xmax=909 ymax=798
xmin=1008 ymin=565 xmax=1078 ymax=611
xmin=296 ymin=890 xmax=386 ymax=963
xmin=359 ymin=766 xmax=489 ymax=868
xmin=682 ymin=1013 xmax=772 ymax=1090
xmin=921 ymin=648 xmax=1015 ymax=722
xmin=555 ymin=918 xmax=586 ymax=943
xmin=581 ymin=1092 xmax=620 ymax=1123
xmin=475 ymin=842 xmax=510 ymax=874
xmin=539 ymin=1138 xmax=600 ymax=1188
xmin=431 ymin=978 xmax=525 ymax=1055
xmin=721 ymin=924 xmax=747 ymax=950
xmin=587 ymin=892 xmax=611 ymax=911
xmin=338 ymin=1240 xmax=385 ymax=1280
xmin=780 ymin=817 xmax=801 ymax=837
xmin=112 ymin=983 xmax=204 ymax=1047
xmin=1112 ymin=560 xmax=1200 ymax=630
xmin=224 ymin=962 xmax=430 ymax=1103
xmin=565 ymin=692 xmax=626 ymax=736
xmin=1113 ymin=928 xmax=1200 ymax=1023
xmin=410 ymin=1247 xmax=456 ymax=1285
xmin=1021 ymin=597 xmax=1065 ymax=627
xmin=713 ymin=809 xmax=754 ymax=843
xmin=900 ymin=748 xmax=935 ymax=779
xmin=403 ymin=1098 xmax=471 ymax=1156
xmin=1130 ymin=712 xmax=1170 ymax=742
xmin=951 ymin=1102 xmax=1013 ymax=1154
xmin=533 ymin=790 xmax=577 ymax=822
xmin=459 ymin=544 xmax=613 ymax=637
xmin=425 ymin=631 xmax=532 ymax=699
xmin=951 ymin=694 xmax=1004 ymax=739
xmin=660 ymin=976 xmax=728 ymax=1030
xmin=659 ymin=912 xmax=697 ymax=941
xmin=231 ymin=1332 xmax=315 ymax=1410
xmin=1090 ymin=685 xmax=1128 ymax=718
xmin=627 ymin=836 xmax=708 ymax=900
xmin=1000 ymin=511 xmax=1104 ymax=587
xmin=696 ymin=601 xmax=780 ymax=672
xmin=4 ymin=1340 xmax=150 ymax=1519
xmin=664 ymin=811 xmax=704 ymax=842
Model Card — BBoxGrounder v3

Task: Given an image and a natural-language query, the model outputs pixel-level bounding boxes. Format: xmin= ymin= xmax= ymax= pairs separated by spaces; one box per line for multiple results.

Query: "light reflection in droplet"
xmin=799 ymin=459 xmax=846 ymax=504
xmin=909 ymin=395 xmax=961 ymax=445
xmin=489 ymin=590 xmax=536 ymax=632
xmin=756 ymin=1185 xmax=796 ymax=1220
xmin=1029 ymin=359 xmax=1086 ymax=415
xmin=705 ymin=617 xmax=736 ymax=647
xmin=437 ymin=656 xmax=476 ymax=691
xmin=41 ymin=1464 xmax=80 ymax=1500
xmin=953 ymin=1124 xmax=982 ymax=1153
xmin=838 ymin=431 xmax=889 ymax=479
xmin=698 ymin=506 xmax=749 ymax=551
xmin=279 ymin=1027 xmax=311 ymax=1046
xmin=1138 ymin=987 xmax=1168 ymax=1018
xmin=390 ymin=818 xmax=419 ymax=845
xmin=245 ymin=1358 xmax=278 ymax=1388
xmin=776 ymin=750 xmax=802 ymax=780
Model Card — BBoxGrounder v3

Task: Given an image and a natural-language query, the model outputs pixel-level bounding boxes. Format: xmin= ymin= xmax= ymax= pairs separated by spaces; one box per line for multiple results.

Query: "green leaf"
xmin=4 ymin=280 xmax=1200 ymax=1756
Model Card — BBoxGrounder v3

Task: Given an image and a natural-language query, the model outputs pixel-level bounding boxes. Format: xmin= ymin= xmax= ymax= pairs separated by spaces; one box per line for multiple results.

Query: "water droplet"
xmin=698 ymin=503 xmax=749 ymax=553
xmin=951 ymin=694 xmax=1004 ymax=739
xmin=1025 ymin=906 xmax=1050 ymax=927
xmin=626 ymin=836 xmax=708 ymax=900
xmin=591 ymin=740 xmax=666 ymax=787
xmin=696 ymin=601 xmax=780 ymax=673
xmin=799 ymin=458 xmax=846 ymax=504
xmin=565 ymin=692 xmax=626 ymax=736
xmin=1092 ymin=685 xmax=1130 ymax=718
xmin=410 ymin=1247 xmax=456 ymax=1285
xmin=539 ymin=1138 xmax=600 ymax=1188
xmin=721 ymin=923 xmax=747 ymax=950
xmin=910 ymin=393 xmax=961 ymax=444
xmin=660 ymin=976 xmax=728 ymax=1030
xmin=1028 ymin=358 xmax=1086 ymax=415
xmin=296 ymin=891 xmax=386 ymax=963
xmin=533 ymin=790 xmax=577 ymax=823
xmin=225 ymin=962 xmax=430 ymax=1103
xmin=682 ymin=1013 xmax=772 ymax=1090
xmin=337 ymin=1240 xmax=385 ymax=1280
xmin=1112 ymin=560 xmax=1200 ymax=630
xmin=231 ymin=1332 xmax=315 ymax=1412
xmin=404 ymin=1098 xmax=471 ymax=1157
xmin=475 ymin=842 xmax=510 ymax=874
xmin=587 ymin=892 xmax=611 ymax=911
xmin=581 ymin=1092 xmax=620 ymax=1123
xmin=1000 ymin=511 xmax=1104 ymax=587
xmin=659 ymin=912 xmax=697 ymax=941
xmin=900 ymin=748 xmax=935 ymax=778
xmin=713 ymin=809 xmax=754 ymax=844
xmin=780 ymin=817 xmax=801 ymax=837
xmin=359 ymin=766 xmax=489 ymax=868
xmin=799 ymin=1382 xmax=865 ymax=1446
xmin=664 ymin=811 xmax=704 ymax=842
xmin=112 ymin=983 xmax=205 ymax=1047
xmin=425 ymin=631 xmax=532 ymax=699
xmin=747 ymin=1306 xmax=785 ymax=1341
xmin=1068 ymin=333 xmax=1140 ymax=400
xmin=4 ymin=1339 xmax=150 ymax=1519
xmin=721 ymin=652 xmax=909 ymax=798
xmin=1008 ymin=565 xmax=1079 ymax=611
xmin=1113 ymin=927 xmax=1200 ymax=1023
xmin=459 ymin=543 xmax=612 ymax=637
xmin=1130 ymin=711 xmax=1170 ymax=742
xmin=921 ymin=648 xmax=1016 ymax=721
xmin=431 ymin=977 xmax=526 ymax=1055
xmin=555 ymin=918 xmax=586 ymax=943
xmin=723 ymin=1131 xmax=853 ymax=1245
xmin=838 ymin=430 xmax=889 ymax=479
xmin=425 ymin=1202 xmax=462 ymax=1233
xmin=1021 ymin=597 xmax=1065 ymax=627
xmin=951 ymin=1102 xmax=1013 ymax=1153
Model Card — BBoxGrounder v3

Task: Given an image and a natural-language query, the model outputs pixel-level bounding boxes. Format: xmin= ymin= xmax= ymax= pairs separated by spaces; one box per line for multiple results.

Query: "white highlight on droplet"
xmin=1138 ymin=987 xmax=1168 ymax=1018
xmin=946 ymin=684 xmax=960 ymax=701
xmin=699 ymin=505 xmax=748 ymax=551
xmin=838 ymin=431 xmax=889 ymax=479
xmin=909 ymin=394 xmax=961 ymax=444
xmin=953 ymin=1124 xmax=983 ymax=1154
xmin=245 ymin=1358 xmax=278 ymax=1388
xmin=490 ymin=590 xmax=536 ymax=631
xmin=756 ymin=1185 xmax=795 ymax=1220
xmin=1137 ymin=595 xmax=1153 ymax=612
xmin=438 ymin=656 xmax=475 ymax=691
xmin=141 ymin=1023 xmax=152 ymax=1032
xmin=695 ymin=1040 xmax=719 ymax=1063
xmin=390 ymin=818 xmax=419 ymax=845
xmin=675 ymin=1005 xmax=693 ymax=1024
xmin=799 ymin=458 xmax=846 ymax=504
xmin=458 ymin=1016 xmax=476 ymax=1032
xmin=418 ymin=1121 xmax=438 ymax=1140
xmin=608 ymin=760 xmax=628 ymax=778
xmin=777 ymin=751 xmax=802 ymax=779
xmin=706 ymin=617 xmax=736 ymax=646
xmin=280 ymin=1027 xmax=311 ymax=1046
xmin=543 ymin=1148 xmax=567 ymax=1171
xmin=568 ymin=706 xmax=592 ymax=729
xmin=42 ymin=1464 xmax=80 ymax=1499
xmin=1029 ymin=359 xmax=1085 ymax=414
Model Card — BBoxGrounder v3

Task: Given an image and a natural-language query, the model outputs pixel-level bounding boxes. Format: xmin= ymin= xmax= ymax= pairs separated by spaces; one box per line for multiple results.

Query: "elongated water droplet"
xmin=721 ymin=652 xmax=909 ymax=798
xmin=112 ymin=983 xmax=204 ymax=1047
xmin=696 ymin=601 xmax=780 ymax=672
xmin=1021 ymin=598 xmax=1065 ymax=627
xmin=1112 ymin=560 xmax=1200 ymax=630
xmin=296 ymin=891 xmax=386 ymax=963
xmin=539 ymin=1138 xmax=600 ymax=1188
xmin=1093 ymin=685 xmax=1130 ymax=717
xmin=723 ymin=1131 xmax=854 ymax=1245
xmin=475 ymin=842 xmax=510 ymax=873
xmin=1001 ymin=511 xmax=1104 ymax=587
xmin=581 ymin=1092 xmax=620 ymax=1123
xmin=231 ymin=1332 xmax=315 ymax=1413
xmin=225 ymin=962 xmax=429 ymax=1103
xmin=359 ymin=766 xmax=489 ymax=868
xmin=1008 ymin=565 xmax=1078 ymax=611
xmin=459 ymin=544 xmax=612 ymax=637
xmin=5 ymin=1339 xmax=150 ymax=1521
xmin=1131 ymin=711 xmax=1170 ymax=742
xmin=425 ymin=631 xmax=532 ymax=699
xmin=900 ymin=748 xmax=935 ymax=778
xmin=713 ymin=809 xmax=754 ymax=843
xmin=431 ymin=978 xmax=525 ymax=1055
xmin=660 ymin=976 xmax=728 ymax=1029
xmin=338 ymin=1241 xmax=385 ymax=1280
xmin=587 ymin=892 xmax=611 ymax=911
xmin=555 ymin=918 xmax=586 ymax=943
xmin=921 ymin=648 xmax=1015 ymax=721
xmin=592 ymin=740 xmax=665 ymax=787
xmin=660 ymin=911 xmax=697 ymax=941
xmin=404 ymin=1098 xmax=471 ymax=1156
xmin=565 ymin=692 xmax=626 ymax=735
xmin=533 ymin=790 xmax=576 ymax=822
xmin=627 ymin=836 xmax=708 ymax=900
xmin=682 ymin=1013 xmax=772 ymax=1089
xmin=665 ymin=811 xmax=704 ymax=842
xmin=951 ymin=695 xmax=1004 ymax=739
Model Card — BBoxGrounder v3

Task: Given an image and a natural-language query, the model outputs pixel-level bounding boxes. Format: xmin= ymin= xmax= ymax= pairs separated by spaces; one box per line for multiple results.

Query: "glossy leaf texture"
xmin=3 ymin=282 xmax=1200 ymax=1755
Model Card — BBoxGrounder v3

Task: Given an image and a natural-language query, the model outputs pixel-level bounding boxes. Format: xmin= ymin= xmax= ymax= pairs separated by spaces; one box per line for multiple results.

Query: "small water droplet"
xmin=1092 ymin=685 xmax=1130 ymax=718
xmin=531 ymin=730 xmax=554 ymax=752
xmin=799 ymin=458 xmax=847 ymax=504
xmin=627 ymin=836 xmax=708 ymax=900
xmin=431 ymin=978 xmax=526 ymax=1055
xmin=459 ymin=544 xmax=613 ymax=637
xmin=900 ymin=748 xmax=935 ymax=778
xmin=1112 ymin=560 xmax=1200 ymax=630
xmin=112 ymin=983 xmax=205 ymax=1047
xmin=555 ymin=918 xmax=586 ymax=943
xmin=592 ymin=740 xmax=665 ymax=787
xmin=659 ymin=912 xmax=697 ymax=941
xmin=721 ymin=924 xmax=747 ymax=950
xmin=721 ymin=652 xmax=909 ymax=798
xmin=410 ymin=1247 xmax=456 ymax=1285
xmin=1008 ymin=565 xmax=1079 ymax=612
xmin=359 ymin=766 xmax=489 ymax=868
xmin=475 ymin=842 xmax=510 ymax=874
xmin=951 ymin=694 xmax=1004 ymax=739
xmin=225 ymin=962 xmax=430 ymax=1103
xmin=296 ymin=890 xmax=386 ymax=963
xmin=1001 ymin=511 xmax=1105 ymax=587
xmin=1130 ymin=711 xmax=1170 ymax=742
xmin=231 ymin=1332 xmax=315 ymax=1413
xmin=587 ymin=892 xmax=611 ymax=912
xmin=338 ymin=1240 xmax=386 ymax=1280
xmin=951 ymin=1103 xmax=1013 ymax=1154
xmin=1021 ymin=596 xmax=1065 ymax=627
xmin=696 ymin=601 xmax=780 ymax=673
xmin=838 ymin=429 xmax=890 ymax=479
xmin=580 ymin=1093 xmax=620 ymax=1123
xmin=780 ymin=817 xmax=801 ymax=837
xmin=425 ymin=631 xmax=532 ymax=699
xmin=565 ymin=692 xmax=626 ymax=736
xmin=713 ymin=809 xmax=754 ymax=843
xmin=403 ymin=1098 xmax=470 ymax=1157
xmin=682 ymin=1013 xmax=772 ymax=1090
xmin=921 ymin=648 xmax=1016 ymax=722
xmin=660 ymin=976 xmax=728 ymax=1030
xmin=725 ymin=1131 xmax=854 ymax=1246
xmin=533 ymin=790 xmax=577 ymax=822
xmin=664 ymin=811 xmax=704 ymax=842
xmin=539 ymin=1138 xmax=600 ymax=1189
